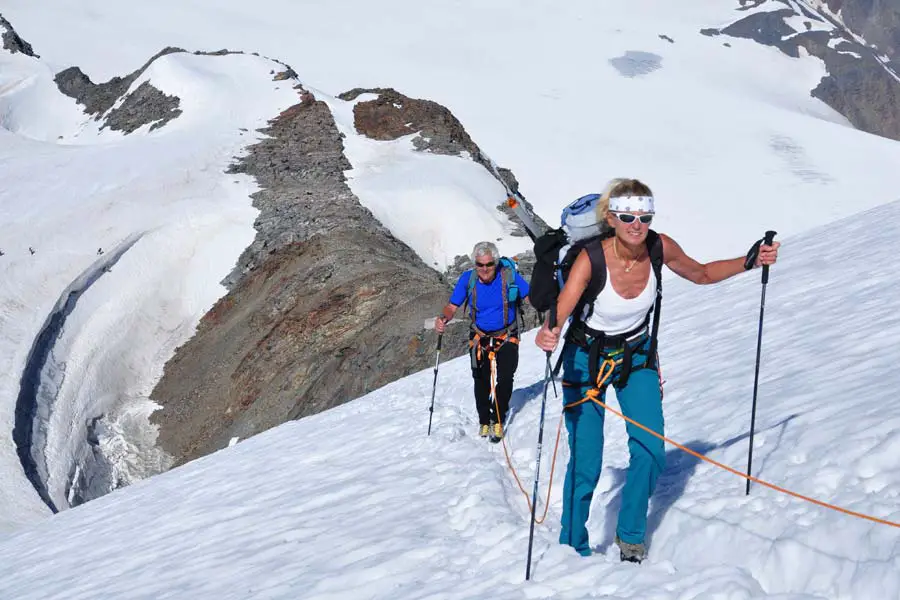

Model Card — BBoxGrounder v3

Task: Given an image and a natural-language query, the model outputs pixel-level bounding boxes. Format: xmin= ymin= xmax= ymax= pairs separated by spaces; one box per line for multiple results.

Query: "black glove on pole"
xmin=526 ymin=308 xmax=557 ymax=580
xmin=745 ymin=230 xmax=777 ymax=494
xmin=427 ymin=333 xmax=443 ymax=436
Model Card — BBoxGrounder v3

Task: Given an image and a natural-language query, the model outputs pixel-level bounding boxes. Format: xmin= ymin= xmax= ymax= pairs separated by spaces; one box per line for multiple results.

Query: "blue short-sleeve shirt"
xmin=449 ymin=267 xmax=530 ymax=331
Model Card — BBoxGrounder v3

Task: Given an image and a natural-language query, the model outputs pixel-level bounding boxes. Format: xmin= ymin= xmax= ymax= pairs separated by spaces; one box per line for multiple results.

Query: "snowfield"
xmin=0 ymin=0 xmax=899 ymax=597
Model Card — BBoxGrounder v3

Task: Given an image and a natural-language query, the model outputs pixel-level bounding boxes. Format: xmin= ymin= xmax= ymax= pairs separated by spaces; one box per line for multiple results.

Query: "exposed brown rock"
xmin=151 ymin=230 xmax=464 ymax=463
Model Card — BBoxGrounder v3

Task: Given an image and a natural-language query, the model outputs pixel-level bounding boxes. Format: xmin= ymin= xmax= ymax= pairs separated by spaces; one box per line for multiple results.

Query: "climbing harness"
xmin=469 ymin=326 xmax=518 ymax=366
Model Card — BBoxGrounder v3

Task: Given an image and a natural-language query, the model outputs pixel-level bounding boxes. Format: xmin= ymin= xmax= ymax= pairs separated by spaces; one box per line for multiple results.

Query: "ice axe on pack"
xmin=744 ymin=230 xmax=777 ymax=494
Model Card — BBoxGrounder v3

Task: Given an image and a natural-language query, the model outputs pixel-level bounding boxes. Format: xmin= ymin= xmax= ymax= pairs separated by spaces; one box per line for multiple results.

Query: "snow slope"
xmin=0 ymin=201 xmax=897 ymax=598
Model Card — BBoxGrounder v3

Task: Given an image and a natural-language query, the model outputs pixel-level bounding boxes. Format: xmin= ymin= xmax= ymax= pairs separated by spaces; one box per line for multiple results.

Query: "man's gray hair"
xmin=471 ymin=241 xmax=499 ymax=262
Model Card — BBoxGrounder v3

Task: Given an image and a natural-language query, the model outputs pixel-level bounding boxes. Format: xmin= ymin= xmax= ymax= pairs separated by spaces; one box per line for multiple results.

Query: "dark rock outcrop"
xmin=221 ymin=91 xmax=368 ymax=287
xmin=707 ymin=1 xmax=900 ymax=141
xmin=803 ymin=36 xmax=900 ymax=145
xmin=341 ymin=86 xmax=482 ymax=155
xmin=0 ymin=14 xmax=37 ymax=57
xmin=55 ymin=47 xmax=185 ymax=118
xmin=103 ymin=81 xmax=182 ymax=134
xmin=824 ymin=0 xmax=900 ymax=61
xmin=719 ymin=9 xmax=799 ymax=53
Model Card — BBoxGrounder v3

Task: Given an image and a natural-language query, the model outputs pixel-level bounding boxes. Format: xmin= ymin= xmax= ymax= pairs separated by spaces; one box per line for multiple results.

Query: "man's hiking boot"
xmin=479 ymin=424 xmax=490 ymax=438
xmin=489 ymin=423 xmax=503 ymax=443
xmin=615 ymin=535 xmax=646 ymax=564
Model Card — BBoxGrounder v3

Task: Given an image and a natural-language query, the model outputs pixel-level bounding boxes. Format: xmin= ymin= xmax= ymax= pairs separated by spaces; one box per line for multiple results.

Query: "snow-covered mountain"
xmin=0 ymin=8 xmax=540 ymax=526
xmin=1 ymin=0 xmax=899 ymax=596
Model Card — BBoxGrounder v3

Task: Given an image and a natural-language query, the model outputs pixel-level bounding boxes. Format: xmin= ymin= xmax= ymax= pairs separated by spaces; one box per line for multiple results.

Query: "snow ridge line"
xmin=12 ymin=233 xmax=144 ymax=512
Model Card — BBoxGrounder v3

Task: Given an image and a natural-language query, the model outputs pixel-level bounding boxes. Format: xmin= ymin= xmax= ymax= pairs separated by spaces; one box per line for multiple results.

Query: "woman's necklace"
xmin=613 ymin=237 xmax=638 ymax=273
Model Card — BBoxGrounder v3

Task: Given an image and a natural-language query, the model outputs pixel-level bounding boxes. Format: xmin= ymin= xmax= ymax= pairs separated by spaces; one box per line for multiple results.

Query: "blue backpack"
xmin=529 ymin=193 xmax=610 ymax=313
xmin=561 ymin=193 xmax=607 ymax=244
xmin=464 ymin=256 xmax=522 ymax=332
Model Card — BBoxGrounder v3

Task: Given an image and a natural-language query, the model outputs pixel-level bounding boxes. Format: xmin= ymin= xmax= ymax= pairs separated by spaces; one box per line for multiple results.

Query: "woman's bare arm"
xmin=661 ymin=234 xmax=780 ymax=285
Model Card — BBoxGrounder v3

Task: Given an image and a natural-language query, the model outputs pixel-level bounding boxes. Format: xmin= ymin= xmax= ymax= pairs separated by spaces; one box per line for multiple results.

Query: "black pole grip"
xmin=761 ymin=230 xmax=777 ymax=284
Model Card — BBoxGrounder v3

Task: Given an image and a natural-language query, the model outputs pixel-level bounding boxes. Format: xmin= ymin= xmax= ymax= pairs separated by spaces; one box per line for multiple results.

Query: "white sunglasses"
xmin=611 ymin=212 xmax=654 ymax=225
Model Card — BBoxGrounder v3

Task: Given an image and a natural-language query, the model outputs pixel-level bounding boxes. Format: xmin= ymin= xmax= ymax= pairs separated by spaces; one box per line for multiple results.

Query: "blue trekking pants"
xmin=558 ymin=336 xmax=665 ymax=556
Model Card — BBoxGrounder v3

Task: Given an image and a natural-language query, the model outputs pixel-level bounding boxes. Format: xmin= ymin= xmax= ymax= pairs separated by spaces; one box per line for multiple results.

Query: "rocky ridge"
xmin=704 ymin=0 xmax=900 ymax=141
xmin=0 ymin=13 xmax=36 ymax=57
xmin=54 ymin=47 xmax=295 ymax=134
xmin=822 ymin=0 xmax=900 ymax=61
xmin=149 ymin=84 xmax=542 ymax=465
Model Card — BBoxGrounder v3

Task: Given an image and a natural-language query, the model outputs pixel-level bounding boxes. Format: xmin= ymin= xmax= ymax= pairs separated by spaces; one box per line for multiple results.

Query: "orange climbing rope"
xmin=580 ymin=356 xmax=899 ymax=529
xmin=494 ymin=348 xmax=900 ymax=530
xmin=489 ymin=350 xmax=620 ymax=524
xmin=489 ymin=348 xmax=561 ymax=524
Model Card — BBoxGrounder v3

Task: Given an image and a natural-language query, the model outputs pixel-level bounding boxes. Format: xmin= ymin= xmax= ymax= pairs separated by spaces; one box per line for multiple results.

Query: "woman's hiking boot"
xmin=615 ymin=535 xmax=646 ymax=563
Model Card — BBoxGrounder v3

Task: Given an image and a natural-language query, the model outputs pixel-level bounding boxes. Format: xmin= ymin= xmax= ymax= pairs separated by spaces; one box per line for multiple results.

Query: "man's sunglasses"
xmin=475 ymin=261 xmax=496 ymax=268
xmin=612 ymin=212 xmax=653 ymax=225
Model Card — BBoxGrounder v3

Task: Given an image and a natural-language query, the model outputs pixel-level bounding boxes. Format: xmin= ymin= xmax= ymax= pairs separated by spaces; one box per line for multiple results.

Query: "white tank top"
xmin=584 ymin=266 xmax=656 ymax=335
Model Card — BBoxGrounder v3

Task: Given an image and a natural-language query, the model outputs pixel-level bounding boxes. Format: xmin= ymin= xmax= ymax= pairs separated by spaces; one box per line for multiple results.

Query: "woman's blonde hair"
xmin=596 ymin=178 xmax=654 ymax=222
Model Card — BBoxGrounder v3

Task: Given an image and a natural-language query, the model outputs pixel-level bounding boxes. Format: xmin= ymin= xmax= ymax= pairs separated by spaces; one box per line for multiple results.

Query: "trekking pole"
xmin=536 ymin=310 xmax=559 ymax=397
xmin=525 ymin=310 xmax=556 ymax=580
xmin=427 ymin=333 xmax=443 ymax=436
xmin=745 ymin=230 xmax=777 ymax=495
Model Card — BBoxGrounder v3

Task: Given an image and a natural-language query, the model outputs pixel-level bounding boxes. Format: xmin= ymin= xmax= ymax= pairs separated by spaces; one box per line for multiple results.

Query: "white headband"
xmin=609 ymin=195 xmax=655 ymax=214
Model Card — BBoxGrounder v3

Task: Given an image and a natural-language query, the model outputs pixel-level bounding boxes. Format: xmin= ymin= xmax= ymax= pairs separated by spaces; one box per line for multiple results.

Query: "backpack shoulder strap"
xmin=580 ymin=233 xmax=611 ymax=308
xmin=501 ymin=266 xmax=510 ymax=328
xmin=503 ymin=259 xmax=520 ymax=303
xmin=646 ymin=230 xmax=664 ymax=286
xmin=645 ymin=229 xmax=664 ymax=368
xmin=464 ymin=270 xmax=478 ymax=321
